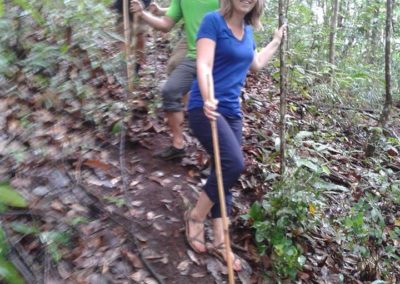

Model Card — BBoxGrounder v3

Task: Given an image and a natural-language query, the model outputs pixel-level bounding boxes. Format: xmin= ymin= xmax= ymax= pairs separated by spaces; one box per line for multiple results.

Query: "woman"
xmin=185 ymin=0 xmax=286 ymax=271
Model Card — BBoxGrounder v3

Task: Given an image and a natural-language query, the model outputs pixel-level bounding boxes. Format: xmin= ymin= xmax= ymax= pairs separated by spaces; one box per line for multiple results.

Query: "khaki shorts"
xmin=166 ymin=38 xmax=187 ymax=75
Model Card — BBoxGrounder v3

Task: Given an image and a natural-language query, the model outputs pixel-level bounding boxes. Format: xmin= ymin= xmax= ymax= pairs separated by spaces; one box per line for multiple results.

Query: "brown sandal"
xmin=184 ymin=210 xmax=206 ymax=253
xmin=208 ymin=243 xmax=242 ymax=272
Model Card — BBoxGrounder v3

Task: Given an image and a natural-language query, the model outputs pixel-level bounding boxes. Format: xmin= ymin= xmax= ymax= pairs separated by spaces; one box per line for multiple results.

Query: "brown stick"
xmin=206 ymin=75 xmax=235 ymax=284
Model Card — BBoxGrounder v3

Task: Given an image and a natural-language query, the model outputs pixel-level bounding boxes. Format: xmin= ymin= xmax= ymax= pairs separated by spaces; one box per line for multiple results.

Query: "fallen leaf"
xmin=110 ymin=177 xmax=121 ymax=185
xmin=153 ymin=222 xmax=164 ymax=231
xmin=57 ymin=261 xmax=72 ymax=280
xmin=144 ymin=277 xmax=158 ymax=284
xmin=172 ymin=185 xmax=182 ymax=191
xmin=131 ymin=269 xmax=148 ymax=282
xmin=51 ymin=200 xmax=64 ymax=212
xmin=121 ymin=249 xmax=144 ymax=268
xmin=187 ymin=250 xmax=200 ymax=265
xmin=83 ymin=159 xmax=110 ymax=172
xmin=131 ymin=200 xmax=143 ymax=207
xmin=151 ymin=171 xmax=165 ymax=177
xmin=135 ymin=233 xmax=148 ymax=243
xmin=129 ymin=207 xmax=145 ymax=218
xmin=143 ymin=249 xmax=163 ymax=260
xmin=309 ymin=203 xmax=316 ymax=216
xmin=191 ymin=272 xmax=207 ymax=278
xmin=147 ymin=211 xmax=155 ymax=220
xmin=148 ymin=176 xmax=164 ymax=186
xmin=298 ymin=271 xmax=311 ymax=281
xmin=177 ymin=259 xmax=191 ymax=275
xmin=130 ymin=180 xmax=140 ymax=187
xmin=237 ymin=256 xmax=252 ymax=284
xmin=387 ymin=146 xmax=399 ymax=157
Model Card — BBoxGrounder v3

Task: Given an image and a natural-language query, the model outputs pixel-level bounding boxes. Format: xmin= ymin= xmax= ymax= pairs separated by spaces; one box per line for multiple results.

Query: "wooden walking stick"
xmin=207 ymin=75 xmax=235 ymax=284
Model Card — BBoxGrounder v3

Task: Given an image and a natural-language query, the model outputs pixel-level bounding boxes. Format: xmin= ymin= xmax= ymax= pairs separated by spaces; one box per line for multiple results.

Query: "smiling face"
xmin=220 ymin=0 xmax=264 ymax=29
xmin=232 ymin=0 xmax=257 ymax=15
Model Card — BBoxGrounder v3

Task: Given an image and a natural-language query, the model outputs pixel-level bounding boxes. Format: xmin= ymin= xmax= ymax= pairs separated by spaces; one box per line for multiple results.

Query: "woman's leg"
xmin=185 ymin=191 xmax=213 ymax=253
xmin=189 ymin=109 xmax=244 ymax=216
xmin=188 ymin=109 xmax=243 ymax=269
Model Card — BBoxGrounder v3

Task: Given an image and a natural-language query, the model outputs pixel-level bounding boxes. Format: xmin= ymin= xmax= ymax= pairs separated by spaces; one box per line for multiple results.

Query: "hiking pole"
xmin=207 ymin=75 xmax=235 ymax=284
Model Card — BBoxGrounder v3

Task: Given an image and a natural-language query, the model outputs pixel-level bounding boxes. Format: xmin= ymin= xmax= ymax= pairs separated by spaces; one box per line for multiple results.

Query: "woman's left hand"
xmin=273 ymin=24 xmax=287 ymax=43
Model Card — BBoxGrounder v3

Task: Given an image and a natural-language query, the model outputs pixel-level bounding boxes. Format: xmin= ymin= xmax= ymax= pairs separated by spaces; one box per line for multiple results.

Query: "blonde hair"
xmin=219 ymin=0 xmax=265 ymax=30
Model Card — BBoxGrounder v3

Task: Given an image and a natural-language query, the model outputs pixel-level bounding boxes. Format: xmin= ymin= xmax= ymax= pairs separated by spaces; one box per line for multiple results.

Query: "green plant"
xmin=243 ymin=168 xmax=323 ymax=279
xmin=0 ymin=225 xmax=25 ymax=284
xmin=39 ymin=231 xmax=70 ymax=262
xmin=9 ymin=222 xmax=71 ymax=263
xmin=104 ymin=195 xmax=125 ymax=208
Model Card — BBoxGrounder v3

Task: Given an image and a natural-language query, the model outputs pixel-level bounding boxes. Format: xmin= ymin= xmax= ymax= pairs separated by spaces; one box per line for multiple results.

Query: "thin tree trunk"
xmin=123 ymin=0 xmax=134 ymax=92
xmin=328 ymin=0 xmax=339 ymax=71
xmin=368 ymin=0 xmax=381 ymax=64
xmin=279 ymin=0 xmax=287 ymax=176
xmin=337 ymin=0 xmax=344 ymax=28
xmin=379 ymin=0 xmax=393 ymax=127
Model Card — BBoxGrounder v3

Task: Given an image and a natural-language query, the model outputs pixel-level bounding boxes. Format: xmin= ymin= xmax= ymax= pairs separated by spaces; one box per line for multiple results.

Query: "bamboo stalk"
xmin=207 ymin=75 xmax=235 ymax=284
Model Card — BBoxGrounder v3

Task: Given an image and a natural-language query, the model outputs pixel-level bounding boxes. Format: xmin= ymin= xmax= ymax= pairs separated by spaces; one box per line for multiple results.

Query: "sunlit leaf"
xmin=371 ymin=280 xmax=387 ymax=284
xmin=295 ymin=158 xmax=319 ymax=173
xmin=0 ymin=226 xmax=9 ymax=257
xmin=313 ymin=181 xmax=349 ymax=192
xmin=308 ymin=203 xmax=316 ymax=216
xmin=0 ymin=0 xmax=4 ymax=17
xmin=294 ymin=131 xmax=313 ymax=141
xmin=10 ymin=222 xmax=40 ymax=235
xmin=0 ymin=182 xmax=28 ymax=208
xmin=0 ymin=256 xmax=25 ymax=284
xmin=39 ymin=231 xmax=70 ymax=262
xmin=112 ymin=120 xmax=122 ymax=135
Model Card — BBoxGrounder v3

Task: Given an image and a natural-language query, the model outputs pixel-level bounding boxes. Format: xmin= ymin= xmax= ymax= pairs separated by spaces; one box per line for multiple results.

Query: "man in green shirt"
xmin=131 ymin=0 xmax=219 ymax=160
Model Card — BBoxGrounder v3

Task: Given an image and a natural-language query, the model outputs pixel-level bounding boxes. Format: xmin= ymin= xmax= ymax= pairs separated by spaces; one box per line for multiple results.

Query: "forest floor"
xmin=1 ymin=30 xmax=400 ymax=284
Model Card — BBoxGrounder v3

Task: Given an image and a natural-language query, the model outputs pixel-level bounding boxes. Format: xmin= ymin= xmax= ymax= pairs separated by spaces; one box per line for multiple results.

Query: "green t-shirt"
xmin=166 ymin=0 xmax=219 ymax=59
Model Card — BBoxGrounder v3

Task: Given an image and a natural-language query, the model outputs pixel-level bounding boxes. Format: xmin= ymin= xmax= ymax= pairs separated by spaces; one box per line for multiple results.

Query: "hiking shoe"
xmin=153 ymin=146 xmax=186 ymax=160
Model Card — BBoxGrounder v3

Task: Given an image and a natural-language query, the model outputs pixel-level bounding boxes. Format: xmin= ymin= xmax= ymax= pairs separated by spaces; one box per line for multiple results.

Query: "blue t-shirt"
xmin=188 ymin=11 xmax=255 ymax=118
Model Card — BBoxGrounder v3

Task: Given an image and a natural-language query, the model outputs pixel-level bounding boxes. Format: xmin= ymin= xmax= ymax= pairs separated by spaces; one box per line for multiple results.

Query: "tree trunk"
xmin=328 ymin=0 xmax=339 ymax=67
xmin=123 ymin=0 xmax=134 ymax=92
xmin=337 ymin=0 xmax=344 ymax=28
xmin=279 ymin=0 xmax=287 ymax=176
xmin=379 ymin=0 xmax=393 ymax=127
xmin=368 ymin=1 xmax=381 ymax=64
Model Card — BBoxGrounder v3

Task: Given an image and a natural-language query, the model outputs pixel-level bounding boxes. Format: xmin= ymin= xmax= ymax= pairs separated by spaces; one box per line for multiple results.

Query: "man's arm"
xmin=149 ymin=2 xmax=168 ymax=16
xmin=131 ymin=0 xmax=175 ymax=32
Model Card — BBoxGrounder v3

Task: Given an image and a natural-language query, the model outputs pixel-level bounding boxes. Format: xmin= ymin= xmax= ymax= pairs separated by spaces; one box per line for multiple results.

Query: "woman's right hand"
xmin=203 ymin=98 xmax=219 ymax=121
xmin=130 ymin=0 xmax=144 ymax=15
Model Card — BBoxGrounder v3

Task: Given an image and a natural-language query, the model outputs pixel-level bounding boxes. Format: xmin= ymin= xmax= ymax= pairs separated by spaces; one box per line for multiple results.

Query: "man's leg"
xmin=133 ymin=18 xmax=148 ymax=76
xmin=155 ymin=58 xmax=196 ymax=160
xmin=166 ymin=38 xmax=187 ymax=76
xmin=165 ymin=111 xmax=185 ymax=149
